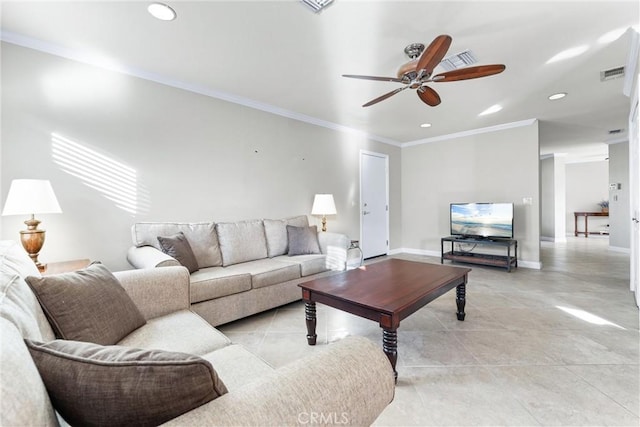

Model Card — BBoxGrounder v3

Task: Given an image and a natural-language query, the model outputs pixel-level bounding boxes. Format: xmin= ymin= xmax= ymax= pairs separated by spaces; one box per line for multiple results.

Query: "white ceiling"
xmin=1 ymin=1 xmax=638 ymax=161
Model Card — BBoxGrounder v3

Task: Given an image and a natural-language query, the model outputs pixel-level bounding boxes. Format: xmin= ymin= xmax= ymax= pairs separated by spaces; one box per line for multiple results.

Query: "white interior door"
xmin=360 ymin=151 xmax=389 ymax=259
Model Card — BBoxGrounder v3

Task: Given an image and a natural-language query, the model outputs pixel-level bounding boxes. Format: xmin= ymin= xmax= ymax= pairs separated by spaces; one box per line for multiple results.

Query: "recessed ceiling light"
xmin=546 ymin=45 xmax=589 ymax=64
xmin=479 ymin=104 xmax=502 ymax=116
xmin=548 ymin=92 xmax=567 ymax=100
xmin=148 ymin=3 xmax=176 ymax=21
xmin=420 ymin=123 xmax=432 ymax=128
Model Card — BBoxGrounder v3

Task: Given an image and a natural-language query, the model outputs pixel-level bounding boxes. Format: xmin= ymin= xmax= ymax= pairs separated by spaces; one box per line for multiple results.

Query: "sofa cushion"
xmin=216 ymin=220 xmax=268 ymax=266
xmin=157 ymin=232 xmax=199 ymax=273
xmin=25 ymin=263 xmax=146 ymax=345
xmin=202 ymin=344 xmax=275 ymax=391
xmin=26 ymin=339 xmax=228 ymax=427
xmin=190 ymin=267 xmax=252 ymax=303
xmin=221 ymin=259 xmax=301 ymax=289
xmin=263 ymin=216 xmax=309 ymax=258
xmin=287 ymin=225 xmax=321 ymax=256
xmin=263 ymin=219 xmax=288 ymax=258
xmin=0 ymin=318 xmax=58 ymax=427
xmin=274 ymin=254 xmax=328 ymax=277
xmin=132 ymin=222 xmax=222 ymax=268
xmin=117 ymin=309 xmax=231 ymax=356
xmin=0 ymin=272 xmax=55 ymax=342
xmin=0 ymin=240 xmax=41 ymax=278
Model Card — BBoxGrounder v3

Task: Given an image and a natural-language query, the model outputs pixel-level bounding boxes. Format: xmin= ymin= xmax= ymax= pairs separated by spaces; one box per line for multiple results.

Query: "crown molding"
xmin=402 ymin=118 xmax=538 ymax=148
xmin=1 ymin=31 xmax=402 ymax=147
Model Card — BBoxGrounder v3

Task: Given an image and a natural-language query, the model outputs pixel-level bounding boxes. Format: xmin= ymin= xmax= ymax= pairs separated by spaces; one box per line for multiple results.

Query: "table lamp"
xmin=311 ymin=194 xmax=337 ymax=232
xmin=2 ymin=179 xmax=62 ymax=270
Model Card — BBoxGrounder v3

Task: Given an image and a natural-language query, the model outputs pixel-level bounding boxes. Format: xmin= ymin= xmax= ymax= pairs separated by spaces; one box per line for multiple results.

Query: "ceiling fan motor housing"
xmin=397 ymin=43 xmax=426 ymax=79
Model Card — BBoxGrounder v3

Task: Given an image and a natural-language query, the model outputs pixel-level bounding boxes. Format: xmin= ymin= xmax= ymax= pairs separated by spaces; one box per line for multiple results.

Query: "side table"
xmin=41 ymin=259 xmax=91 ymax=275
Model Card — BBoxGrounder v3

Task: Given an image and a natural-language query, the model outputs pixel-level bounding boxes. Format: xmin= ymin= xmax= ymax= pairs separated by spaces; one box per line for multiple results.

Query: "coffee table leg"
xmin=305 ymin=301 xmax=317 ymax=345
xmin=382 ymin=328 xmax=398 ymax=383
xmin=456 ymin=283 xmax=466 ymax=321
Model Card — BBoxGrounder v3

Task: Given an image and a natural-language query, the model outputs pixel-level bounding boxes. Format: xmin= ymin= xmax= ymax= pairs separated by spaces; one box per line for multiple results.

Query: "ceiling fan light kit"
xmin=342 ymin=34 xmax=506 ymax=108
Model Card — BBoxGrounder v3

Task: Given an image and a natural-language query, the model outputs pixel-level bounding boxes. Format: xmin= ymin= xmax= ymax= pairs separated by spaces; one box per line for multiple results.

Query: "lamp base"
xmin=20 ymin=217 xmax=46 ymax=270
xmin=321 ymin=216 xmax=327 ymax=232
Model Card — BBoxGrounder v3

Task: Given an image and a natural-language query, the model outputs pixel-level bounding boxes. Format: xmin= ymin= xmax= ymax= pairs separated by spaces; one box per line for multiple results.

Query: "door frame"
xmin=629 ymin=77 xmax=639 ymax=306
xmin=626 ymin=28 xmax=639 ymax=307
xmin=359 ymin=150 xmax=390 ymax=257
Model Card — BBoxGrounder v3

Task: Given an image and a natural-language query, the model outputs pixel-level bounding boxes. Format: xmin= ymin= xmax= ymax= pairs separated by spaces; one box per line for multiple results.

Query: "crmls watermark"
xmin=297 ymin=411 xmax=349 ymax=424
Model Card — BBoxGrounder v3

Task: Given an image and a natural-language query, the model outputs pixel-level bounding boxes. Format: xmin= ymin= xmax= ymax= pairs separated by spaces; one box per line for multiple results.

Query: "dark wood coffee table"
xmin=298 ymin=258 xmax=471 ymax=381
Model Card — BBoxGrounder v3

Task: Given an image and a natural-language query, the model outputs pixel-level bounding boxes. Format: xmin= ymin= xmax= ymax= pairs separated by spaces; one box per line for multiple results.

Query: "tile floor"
xmin=218 ymin=237 xmax=639 ymax=426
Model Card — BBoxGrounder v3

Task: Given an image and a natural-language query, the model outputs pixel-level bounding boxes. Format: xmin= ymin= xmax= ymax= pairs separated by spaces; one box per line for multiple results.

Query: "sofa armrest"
xmin=127 ymin=245 xmax=180 ymax=269
xmin=318 ymin=232 xmax=350 ymax=271
xmin=114 ymin=266 xmax=190 ymax=321
xmin=164 ymin=336 xmax=395 ymax=426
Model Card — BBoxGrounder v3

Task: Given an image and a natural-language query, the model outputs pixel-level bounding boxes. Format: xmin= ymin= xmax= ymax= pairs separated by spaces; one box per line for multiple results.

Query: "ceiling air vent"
xmin=608 ymin=128 xmax=624 ymax=135
xmin=600 ymin=66 xmax=625 ymax=82
xmin=440 ymin=50 xmax=477 ymax=71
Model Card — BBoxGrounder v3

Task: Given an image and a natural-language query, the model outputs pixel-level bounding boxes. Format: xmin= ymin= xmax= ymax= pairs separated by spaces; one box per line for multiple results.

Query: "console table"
xmin=574 ymin=212 xmax=609 ymax=237
xmin=441 ymin=236 xmax=517 ymax=272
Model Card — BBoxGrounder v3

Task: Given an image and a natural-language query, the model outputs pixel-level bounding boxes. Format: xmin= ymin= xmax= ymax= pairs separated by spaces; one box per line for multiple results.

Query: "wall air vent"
xmin=300 ymin=0 xmax=333 ymax=13
xmin=440 ymin=50 xmax=477 ymax=71
xmin=600 ymin=66 xmax=625 ymax=81
xmin=608 ymin=128 xmax=624 ymax=135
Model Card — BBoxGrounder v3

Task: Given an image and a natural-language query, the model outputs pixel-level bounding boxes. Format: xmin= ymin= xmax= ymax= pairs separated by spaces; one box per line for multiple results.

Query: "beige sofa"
xmin=0 ymin=240 xmax=395 ymax=426
xmin=127 ymin=216 xmax=350 ymax=326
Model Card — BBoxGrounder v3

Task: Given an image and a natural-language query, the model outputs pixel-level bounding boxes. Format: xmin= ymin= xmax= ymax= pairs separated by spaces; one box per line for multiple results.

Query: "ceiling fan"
xmin=343 ymin=34 xmax=505 ymax=107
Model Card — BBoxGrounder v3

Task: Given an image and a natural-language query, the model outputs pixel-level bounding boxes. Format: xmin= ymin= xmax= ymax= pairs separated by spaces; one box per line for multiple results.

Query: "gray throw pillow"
xmin=157 ymin=231 xmax=199 ymax=273
xmin=287 ymin=225 xmax=321 ymax=256
xmin=26 ymin=339 xmax=228 ymax=427
xmin=25 ymin=263 xmax=146 ymax=345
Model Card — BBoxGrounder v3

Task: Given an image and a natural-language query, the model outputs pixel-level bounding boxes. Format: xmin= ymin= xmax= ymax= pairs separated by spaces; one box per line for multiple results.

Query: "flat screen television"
xmin=450 ymin=202 xmax=514 ymax=239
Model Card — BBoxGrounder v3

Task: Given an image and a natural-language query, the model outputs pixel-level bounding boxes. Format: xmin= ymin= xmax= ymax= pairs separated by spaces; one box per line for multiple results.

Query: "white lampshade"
xmin=311 ymin=194 xmax=337 ymax=215
xmin=2 ymin=179 xmax=62 ymax=216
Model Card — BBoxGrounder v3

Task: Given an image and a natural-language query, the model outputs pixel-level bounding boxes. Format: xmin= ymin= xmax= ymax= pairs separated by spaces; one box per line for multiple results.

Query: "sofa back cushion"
xmin=0 ymin=318 xmax=58 ymax=427
xmin=0 ymin=240 xmax=55 ymax=341
xmin=0 ymin=240 xmax=41 ymax=277
xmin=131 ymin=223 xmax=222 ymax=268
xmin=263 ymin=215 xmax=309 ymax=258
xmin=216 ymin=220 xmax=268 ymax=266
xmin=0 ymin=273 xmax=56 ymax=342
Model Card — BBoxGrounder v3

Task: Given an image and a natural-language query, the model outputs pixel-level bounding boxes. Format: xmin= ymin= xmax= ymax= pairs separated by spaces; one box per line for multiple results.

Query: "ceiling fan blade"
xmin=363 ymin=86 xmax=408 ymax=107
xmin=342 ymin=74 xmax=406 ymax=83
xmin=416 ymin=34 xmax=452 ymax=77
xmin=417 ymin=86 xmax=441 ymax=106
xmin=432 ymin=64 xmax=506 ymax=82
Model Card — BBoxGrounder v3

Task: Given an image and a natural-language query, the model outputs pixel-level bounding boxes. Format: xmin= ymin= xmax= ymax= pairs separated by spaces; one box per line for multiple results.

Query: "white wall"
xmin=541 ymin=157 xmax=555 ymax=238
xmin=401 ymin=121 xmax=541 ymax=266
xmin=565 ymin=161 xmax=609 ymax=235
xmin=540 ymin=155 xmax=566 ymax=242
xmin=609 ymin=141 xmax=630 ymax=249
xmin=1 ymin=43 xmax=402 ymax=270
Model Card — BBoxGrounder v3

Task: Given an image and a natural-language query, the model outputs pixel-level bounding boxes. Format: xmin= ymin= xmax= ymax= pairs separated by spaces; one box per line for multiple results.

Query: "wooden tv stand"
xmin=441 ymin=236 xmax=518 ymax=272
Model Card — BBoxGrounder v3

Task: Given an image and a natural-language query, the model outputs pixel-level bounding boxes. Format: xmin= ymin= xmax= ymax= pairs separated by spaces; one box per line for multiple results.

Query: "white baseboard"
xmin=518 ymin=260 xmax=542 ymax=269
xmin=541 ymin=236 xmax=567 ymax=243
xmin=609 ymin=246 xmax=631 ymax=254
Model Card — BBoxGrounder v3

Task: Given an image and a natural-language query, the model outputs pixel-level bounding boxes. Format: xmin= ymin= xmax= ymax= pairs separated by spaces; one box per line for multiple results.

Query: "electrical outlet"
xmin=523 ymin=197 xmax=533 ymax=205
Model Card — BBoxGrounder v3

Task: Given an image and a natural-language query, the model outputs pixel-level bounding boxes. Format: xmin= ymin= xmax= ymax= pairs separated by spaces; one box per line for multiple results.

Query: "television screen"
xmin=450 ymin=202 xmax=514 ymax=239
